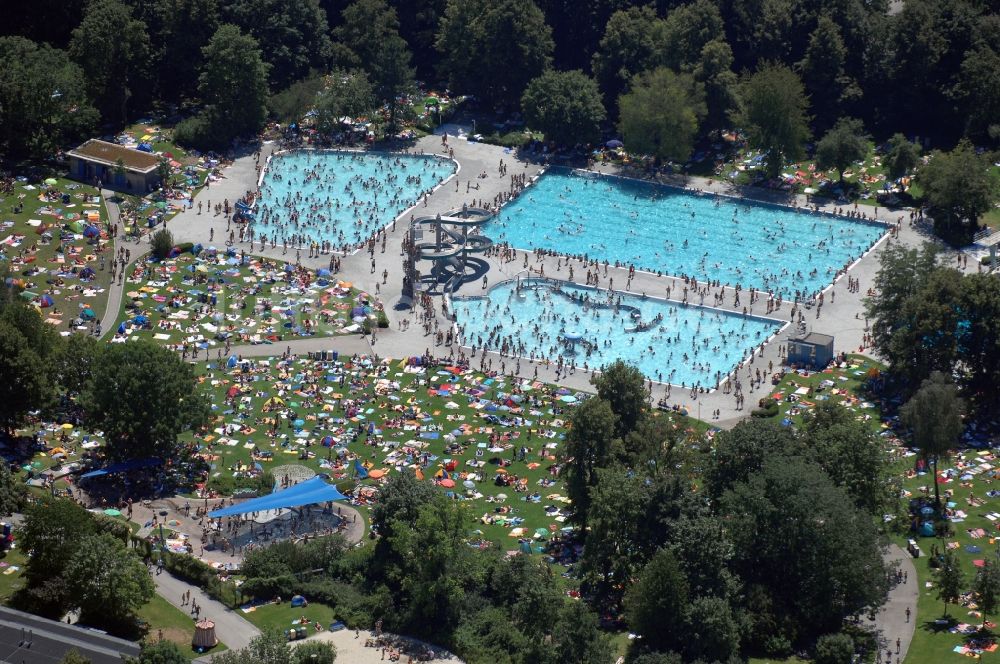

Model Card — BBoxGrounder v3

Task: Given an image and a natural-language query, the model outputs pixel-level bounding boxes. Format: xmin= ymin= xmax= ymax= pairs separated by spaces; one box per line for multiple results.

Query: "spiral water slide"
xmin=413 ymin=207 xmax=493 ymax=291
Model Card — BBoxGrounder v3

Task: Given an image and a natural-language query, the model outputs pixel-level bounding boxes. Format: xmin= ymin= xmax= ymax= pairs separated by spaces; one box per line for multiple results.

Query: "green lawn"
xmin=240 ymin=599 xmax=337 ymax=636
xmin=897 ymin=445 xmax=1000 ymax=663
xmin=757 ymin=354 xmax=886 ymax=433
xmin=176 ymin=354 xmax=705 ymax=549
xmin=137 ymin=592 xmax=227 ymax=660
xmin=110 ymin=251 xmax=369 ymax=346
xmin=0 ymin=175 xmax=113 ymax=329
xmin=0 ymin=548 xmax=28 ymax=603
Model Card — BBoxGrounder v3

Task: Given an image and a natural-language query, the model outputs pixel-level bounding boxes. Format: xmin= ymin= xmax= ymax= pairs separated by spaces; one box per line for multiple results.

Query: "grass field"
xmin=240 ymin=599 xmax=337 ymax=636
xmin=136 ymin=593 xmax=227 ymax=660
xmin=110 ymin=252 xmax=370 ymax=347
xmin=178 ymin=353 xmax=705 ymax=548
xmin=0 ymin=175 xmax=112 ymax=329
xmin=0 ymin=548 xmax=27 ymax=603
xmin=897 ymin=444 xmax=1000 ymax=663
xmin=758 ymin=354 xmax=886 ymax=433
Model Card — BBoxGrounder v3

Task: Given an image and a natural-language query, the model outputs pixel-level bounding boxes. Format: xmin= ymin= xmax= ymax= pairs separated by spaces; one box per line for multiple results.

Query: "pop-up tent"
xmin=208 ymin=476 xmax=347 ymax=518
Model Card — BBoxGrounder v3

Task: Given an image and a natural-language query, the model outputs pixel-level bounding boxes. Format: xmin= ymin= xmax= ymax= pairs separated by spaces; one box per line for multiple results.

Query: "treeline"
xmin=2 ymin=0 xmax=999 ymax=154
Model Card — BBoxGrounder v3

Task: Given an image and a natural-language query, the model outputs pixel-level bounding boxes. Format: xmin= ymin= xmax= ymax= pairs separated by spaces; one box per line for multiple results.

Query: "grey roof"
xmin=793 ymin=332 xmax=834 ymax=346
xmin=0 ymin=605 xmax=140 ymax=664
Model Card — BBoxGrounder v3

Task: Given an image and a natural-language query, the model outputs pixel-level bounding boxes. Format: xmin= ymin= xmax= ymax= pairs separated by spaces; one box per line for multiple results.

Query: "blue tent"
xmin=81 ymin=457 xmax=162 ymax=479
xmin=207 ymin=476 xmax=347 ymax=518
xmin=353 ymin=459 xmax=369 ymax=479
xmin=137 ymin=143 xmax=154 ymax=152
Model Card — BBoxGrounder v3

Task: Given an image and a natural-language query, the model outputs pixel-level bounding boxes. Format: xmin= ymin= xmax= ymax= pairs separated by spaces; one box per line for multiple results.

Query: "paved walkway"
xmin=152 ymin=566 xmax=261 ymax=658
xmin=864 ymin=545 xmax=918 ymax=662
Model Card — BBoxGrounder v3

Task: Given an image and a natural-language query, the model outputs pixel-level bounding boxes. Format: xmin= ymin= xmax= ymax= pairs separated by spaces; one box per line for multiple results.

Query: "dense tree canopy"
xmin=521 ymin=70 xmax=606 ymax=146
xmin=437 ymin=0 xmax=554 ymax=108
xmin=738 ymin=64 xmax=812 ymax=178
xmin=221 ymin=0 xmax=332 ymax=90
xmin=0 ymin=37 xmax=97 ymax=160
xmin=69 ymin=0 xmax=152 ymax=125
xmin=81 ymin=341 xmax=210 ymax=462
xmin=334 ymin=0 xmax=414 ymax=130
xmin=619 ymin=68 xmax=706 ymax=163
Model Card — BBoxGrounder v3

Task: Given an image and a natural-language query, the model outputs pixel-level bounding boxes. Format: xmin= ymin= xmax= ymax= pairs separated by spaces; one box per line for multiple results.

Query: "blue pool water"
xmin=452 ymin=279 xmax=783 ymax=387
xmin=487 ymin=169 xmax=886 ymax=298
xmin=254 ymin=151 xmax=454 ymax=248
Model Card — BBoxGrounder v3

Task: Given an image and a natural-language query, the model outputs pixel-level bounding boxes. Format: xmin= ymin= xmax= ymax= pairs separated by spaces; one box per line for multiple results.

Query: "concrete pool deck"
xmin=148 ymin=131 xmax=964 ymax=429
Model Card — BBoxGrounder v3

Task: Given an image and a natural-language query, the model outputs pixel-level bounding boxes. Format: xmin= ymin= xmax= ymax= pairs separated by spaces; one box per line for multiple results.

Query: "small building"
xmin=67 ymin=139 xmax=162 ymax=192
xmin=786 ymin=332 xmax=835 ymax=368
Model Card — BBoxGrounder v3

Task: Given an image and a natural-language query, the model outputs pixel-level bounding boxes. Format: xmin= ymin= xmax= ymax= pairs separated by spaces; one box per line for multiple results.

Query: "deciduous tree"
xmin=521 ymin=70 xmax=606 ymax=146
xmin=883 ymin=133 xmax=921 ymax=180
xmin=198 ymin=24 xmax=270 ymax=145
xmin=738 ymin=64 xmax=811 ymax=178
xmin=591 ymin=6 xmax=663 ymax=110
xmin=815 ymin=117 xmax=867 ymax=182
xmin=936 ymin=548 xmax=965 ymax=617
xmin=82 ymin=341 xmax=210 ymax=462
xmin=618 ymin=68 xmax=706 ymax=163
xmin=900 ymin=372 xmax=964 ymax=508
xmin=919 ymin=140 xmax=998 ymax=240
xmin=315 ymin=70 xmax=375 ymax=136
xmin=65 ymin=533 xmax=154 ymax=627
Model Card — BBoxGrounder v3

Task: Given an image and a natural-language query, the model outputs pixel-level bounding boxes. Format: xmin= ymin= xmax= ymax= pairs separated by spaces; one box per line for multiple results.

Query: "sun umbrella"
xmin=606 ymin=139 xmax=624 ymax=149
xmin=44 ymin=178 xmax=58 ymax=186
xmin=368 ymin=469 xmax=385 ymax=479
xmin=439 ymin=478 xmax=455 ymax=488
xmin=463 ymin=480 xmax=476 ymax=489
xmin=103 ymin=508 xmax=122 ymax=517
xmin=62 ymin=423 xmax=73 ymax=430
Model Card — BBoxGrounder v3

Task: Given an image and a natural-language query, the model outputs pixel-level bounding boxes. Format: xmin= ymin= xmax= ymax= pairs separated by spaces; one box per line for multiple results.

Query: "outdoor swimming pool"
xmin=451 ymin=278 xmax=783 ymax=387
xmin=488 ymin=169 xmax=886 ymax=298
xmin=254 ymin=150 xmax=455 ymax=248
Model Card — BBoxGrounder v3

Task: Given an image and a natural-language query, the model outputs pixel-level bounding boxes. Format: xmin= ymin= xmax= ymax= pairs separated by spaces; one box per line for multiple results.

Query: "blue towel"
xmin=420 ymin=432 xmax=440 ymax=440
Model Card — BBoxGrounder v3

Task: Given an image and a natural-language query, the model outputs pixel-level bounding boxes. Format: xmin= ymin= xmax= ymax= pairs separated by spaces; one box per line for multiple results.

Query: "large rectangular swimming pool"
xmin=486 ymin=168 xmax=886 ymax=298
